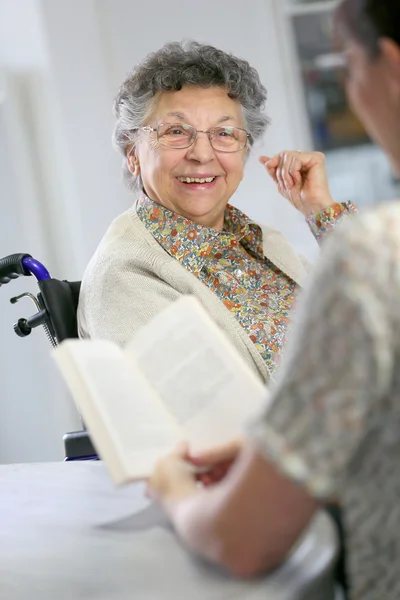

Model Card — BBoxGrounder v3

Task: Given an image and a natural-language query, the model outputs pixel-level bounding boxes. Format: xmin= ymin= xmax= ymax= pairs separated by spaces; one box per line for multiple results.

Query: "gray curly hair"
xmin=113 ymin=40 xmax=270 ymax=191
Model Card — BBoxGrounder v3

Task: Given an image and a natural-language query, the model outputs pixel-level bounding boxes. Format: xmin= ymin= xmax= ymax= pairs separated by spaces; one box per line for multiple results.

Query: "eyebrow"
xmin=164 ymin=112 xmax=236 ymax=125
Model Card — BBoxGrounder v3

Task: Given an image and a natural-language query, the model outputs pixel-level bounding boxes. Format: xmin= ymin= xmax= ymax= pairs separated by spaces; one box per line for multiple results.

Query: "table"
xmin=0 ymin=461 xmax=339 ymax=600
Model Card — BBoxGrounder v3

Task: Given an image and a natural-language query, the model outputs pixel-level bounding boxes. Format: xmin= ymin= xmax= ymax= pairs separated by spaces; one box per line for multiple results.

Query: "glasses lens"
xmin=210 ymin=127 xmax=247 ymax=152
xmin=157 ymin=123 xmax=195 ymax=148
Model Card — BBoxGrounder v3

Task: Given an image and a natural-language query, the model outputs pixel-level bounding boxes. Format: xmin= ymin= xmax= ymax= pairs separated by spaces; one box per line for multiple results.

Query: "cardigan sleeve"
xmin=78 ymin=251 xmax=182 ymax=347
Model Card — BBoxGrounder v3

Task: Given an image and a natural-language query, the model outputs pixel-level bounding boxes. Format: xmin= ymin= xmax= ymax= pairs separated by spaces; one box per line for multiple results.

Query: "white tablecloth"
xmin=0 ymin=461 xmax=339 ymax=600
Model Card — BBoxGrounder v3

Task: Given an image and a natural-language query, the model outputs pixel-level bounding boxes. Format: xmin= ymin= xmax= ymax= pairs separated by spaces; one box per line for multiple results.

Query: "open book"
xmin=53 ymin=296 xmax=269 ymax=485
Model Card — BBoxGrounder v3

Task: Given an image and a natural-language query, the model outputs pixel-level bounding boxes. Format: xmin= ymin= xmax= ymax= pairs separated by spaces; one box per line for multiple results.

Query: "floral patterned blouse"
xmin=137 ymin=194 xmax=356 ymax=374
xmin=250 ymin=202 xmax=400 ymax=599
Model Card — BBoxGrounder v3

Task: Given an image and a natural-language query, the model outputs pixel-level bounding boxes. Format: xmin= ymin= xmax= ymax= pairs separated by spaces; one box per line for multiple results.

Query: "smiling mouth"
xmin=177 ymin=176 xmax=217 ymax=184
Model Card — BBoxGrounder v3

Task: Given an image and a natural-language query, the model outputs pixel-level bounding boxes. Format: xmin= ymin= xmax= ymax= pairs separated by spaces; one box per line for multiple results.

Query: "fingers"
xmin=147 ymin=447 xmax=197 ymax=503
xmin=261 ymin=152 xmax=298 ymax=194
xmin=197 ymin=459 xmax=233 ymax=486
xmin=189 ymin=439 xmax=243 ymax=467
xmin=277 ymin=153 xmax=288 ymax=194
xmin=259 ymin=155 xmax=279 ymax=171
xmin=280 ymin=152 xmax=304 ymax=191
xmin=288 ymin=155 xmax=302 ymax=186
xmin=149 ymin=442 xmax=191 ymax=486
xmin=148 ymin=440 xmax=241 ymax=501
xmin=261 ymin=150 xmax=332 ymax=215
xmin=261 ymin=150 xmax=310 ymax=195
xmin=171 ymin=441 xmax=190 ymax=459
xmin=259 ymin=155 xmax=279 ymax=188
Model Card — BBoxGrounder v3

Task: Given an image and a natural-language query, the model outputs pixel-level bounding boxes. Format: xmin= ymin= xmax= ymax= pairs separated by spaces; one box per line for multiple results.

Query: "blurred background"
xmin=1 ymin=0 xmax=399 ymax=464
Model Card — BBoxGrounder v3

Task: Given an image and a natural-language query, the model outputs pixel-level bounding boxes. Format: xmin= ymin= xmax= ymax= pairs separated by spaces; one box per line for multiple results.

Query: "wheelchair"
xmin=0 ymin=253 xmax=97 ymax=461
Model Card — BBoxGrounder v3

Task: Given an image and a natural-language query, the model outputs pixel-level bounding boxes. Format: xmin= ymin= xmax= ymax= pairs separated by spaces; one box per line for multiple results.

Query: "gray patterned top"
xmin=249 ymin=203 xmax=400 ymax=600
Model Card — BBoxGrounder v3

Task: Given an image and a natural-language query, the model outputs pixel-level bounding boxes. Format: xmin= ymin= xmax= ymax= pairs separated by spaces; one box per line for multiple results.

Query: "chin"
xmin=180 ymin=199 xmax=226 ymax=227
xmin=180 ymin=195 xmax=224 ymax=212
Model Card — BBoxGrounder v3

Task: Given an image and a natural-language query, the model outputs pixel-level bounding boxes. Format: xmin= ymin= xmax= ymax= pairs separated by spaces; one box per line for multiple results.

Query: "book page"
xmin=125 ymin=296 xmax=269 ymax=452
xmin=53 ymin=340 xmax=182 ymax=484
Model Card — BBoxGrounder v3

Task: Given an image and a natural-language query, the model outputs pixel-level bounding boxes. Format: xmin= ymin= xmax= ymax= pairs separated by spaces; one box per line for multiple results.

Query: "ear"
xmin=127 ymin=146 xmax=141 ymax=177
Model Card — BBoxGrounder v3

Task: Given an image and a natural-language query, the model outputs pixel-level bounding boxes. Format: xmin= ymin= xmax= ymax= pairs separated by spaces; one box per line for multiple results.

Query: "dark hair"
xmin=335 ymin=0 xmax=400 ymax=57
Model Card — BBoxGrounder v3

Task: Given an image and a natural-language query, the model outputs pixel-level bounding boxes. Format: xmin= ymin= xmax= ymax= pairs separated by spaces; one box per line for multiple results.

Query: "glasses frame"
xmin=139 ymin=122 xmax=251 ymax=153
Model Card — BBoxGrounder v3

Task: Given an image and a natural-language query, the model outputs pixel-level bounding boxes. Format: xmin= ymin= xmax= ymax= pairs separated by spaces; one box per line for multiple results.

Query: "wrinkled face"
xmin=343 ymin=39 xmax=400 ymax=175
xmin=130 ymin=86 xmax=248 ymax=229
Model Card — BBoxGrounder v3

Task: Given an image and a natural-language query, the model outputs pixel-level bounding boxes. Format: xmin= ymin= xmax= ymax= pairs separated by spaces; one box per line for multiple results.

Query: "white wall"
xmin=0 ymin=0 xmax=82 ymax=463
xmin=0 ymin=0 xmax=317 ymax=463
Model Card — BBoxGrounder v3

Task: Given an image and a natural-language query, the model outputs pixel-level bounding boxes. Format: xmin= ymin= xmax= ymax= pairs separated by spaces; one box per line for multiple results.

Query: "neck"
xmin=143 ymin=192 xmax=226 ymax=230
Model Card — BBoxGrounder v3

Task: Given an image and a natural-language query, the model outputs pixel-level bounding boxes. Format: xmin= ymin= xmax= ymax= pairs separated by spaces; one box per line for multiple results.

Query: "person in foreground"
xmin=78 ymin=40 xmax=355 ymax=383
xmin=147 ymin=1 xmax=400 ymax=598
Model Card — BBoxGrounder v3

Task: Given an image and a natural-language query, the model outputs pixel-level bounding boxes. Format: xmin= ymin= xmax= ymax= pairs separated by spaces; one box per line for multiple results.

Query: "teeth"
xmin=178 ymin=176 xmax=216 ymax=184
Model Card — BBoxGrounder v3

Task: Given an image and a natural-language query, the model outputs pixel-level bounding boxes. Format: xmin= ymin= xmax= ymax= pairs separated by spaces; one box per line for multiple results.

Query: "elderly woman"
xmin=148 ymin=2 xmax=400 ymax=599
xmin=77 ymin=41 xmax=355 ymax=383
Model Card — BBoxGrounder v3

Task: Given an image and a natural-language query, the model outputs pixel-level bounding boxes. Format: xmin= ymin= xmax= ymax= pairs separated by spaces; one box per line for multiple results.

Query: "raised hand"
xmin=260 ymin=151 xmax=335 ymax=217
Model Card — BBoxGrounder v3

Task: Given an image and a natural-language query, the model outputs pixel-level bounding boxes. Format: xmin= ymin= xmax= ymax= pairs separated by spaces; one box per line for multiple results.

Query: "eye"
xmin=161 ymin=123 xmax=193 ymax=137
xmin=165 ymin=126 xmax=186 ymax=136
xmin=217 ymin=128 xmax=235 ymax=137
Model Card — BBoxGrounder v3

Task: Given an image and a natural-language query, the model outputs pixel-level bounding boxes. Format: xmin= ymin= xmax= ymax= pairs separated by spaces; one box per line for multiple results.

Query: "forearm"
xmin=164 ymin=485 xmax=239 ymax=571
xmin=162 ymin=445 xmax=315 ymax=578
xmin=162 ymin=449 xmax=267 ymax=577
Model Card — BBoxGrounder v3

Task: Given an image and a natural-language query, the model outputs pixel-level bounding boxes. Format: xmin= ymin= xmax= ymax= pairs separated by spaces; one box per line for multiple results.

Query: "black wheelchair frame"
xmin=0 ymin=253 xmax=97 ymax=461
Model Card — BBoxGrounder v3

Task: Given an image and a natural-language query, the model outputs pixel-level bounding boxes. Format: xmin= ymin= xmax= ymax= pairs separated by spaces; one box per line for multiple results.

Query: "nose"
xmin=185 ymin=131 xmax=215 ymax=163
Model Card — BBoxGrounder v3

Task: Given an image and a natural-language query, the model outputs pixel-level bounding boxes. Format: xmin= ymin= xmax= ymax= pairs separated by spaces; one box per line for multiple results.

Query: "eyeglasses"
xmin=139 ymin=122 xmax=250 ymax=153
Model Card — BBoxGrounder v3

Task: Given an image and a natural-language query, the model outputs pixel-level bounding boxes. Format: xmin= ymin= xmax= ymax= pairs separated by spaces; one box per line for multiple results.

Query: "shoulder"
xmin=78 ymin=208 xmax=181 ymax=342
xmin=79 ymin=207 xmax=169 ymax=323
xmin=96 ymin=206 xmax=153 ymax=256
xmin=83 ymin=206 xmax=163 ymax=278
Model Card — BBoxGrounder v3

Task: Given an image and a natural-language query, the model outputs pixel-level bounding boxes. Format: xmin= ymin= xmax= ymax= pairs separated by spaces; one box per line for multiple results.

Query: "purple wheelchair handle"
xmin=21 ymin=256 xmax=51 ymax=281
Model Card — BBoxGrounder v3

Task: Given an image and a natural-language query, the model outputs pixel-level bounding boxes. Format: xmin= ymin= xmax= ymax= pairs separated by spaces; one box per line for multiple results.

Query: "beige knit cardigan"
xmin=77 ymin=205 xmax=309 ymax=384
